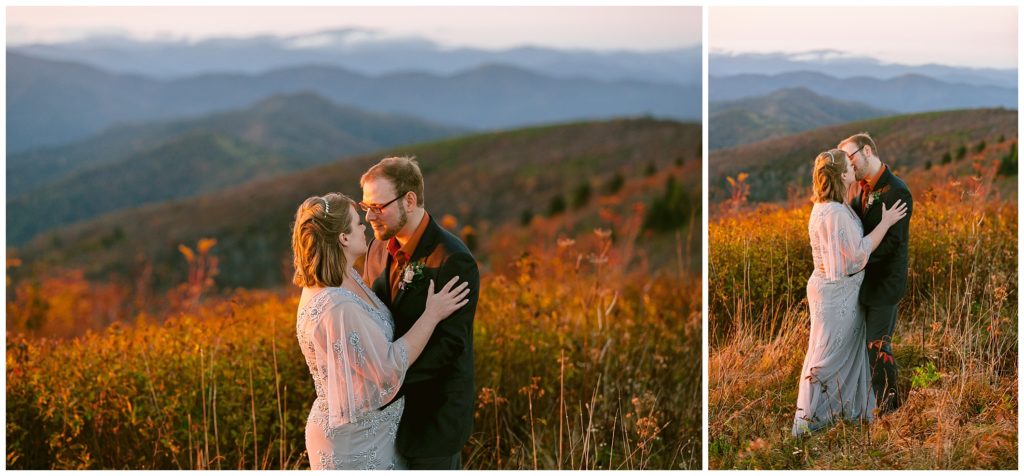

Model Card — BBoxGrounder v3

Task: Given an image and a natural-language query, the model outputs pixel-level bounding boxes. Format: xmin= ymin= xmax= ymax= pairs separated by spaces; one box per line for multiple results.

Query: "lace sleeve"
xmin=819 ymin=203 xmax=871 ymax=280
xmin=314 ymin=297 xmax=409 ymax=427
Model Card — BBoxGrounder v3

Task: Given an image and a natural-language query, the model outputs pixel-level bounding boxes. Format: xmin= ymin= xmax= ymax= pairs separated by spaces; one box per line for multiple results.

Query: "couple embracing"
xmin=793 ymin=133 xmax=913 ymax=436
xmin=291 ymin=156 xmax=479 ymax=469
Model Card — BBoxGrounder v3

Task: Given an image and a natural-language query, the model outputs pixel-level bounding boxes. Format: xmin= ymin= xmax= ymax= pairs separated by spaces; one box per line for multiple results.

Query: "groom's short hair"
xmin=361 ymin=156 xmax=425 ymax=207
xmin=838 ymin=132 xmax=878 ymax=156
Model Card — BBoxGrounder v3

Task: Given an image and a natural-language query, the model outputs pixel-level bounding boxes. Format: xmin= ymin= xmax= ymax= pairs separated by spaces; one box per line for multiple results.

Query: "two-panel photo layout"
xmin=3 ymin=5 xmax=1017 ymax=472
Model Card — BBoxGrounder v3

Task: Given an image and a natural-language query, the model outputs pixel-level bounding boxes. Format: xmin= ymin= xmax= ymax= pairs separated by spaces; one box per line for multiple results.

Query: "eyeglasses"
xmin=358 ymin=195 xmax=402 ymax=215
xmin=847 ymin=145 xmax=866 ymax=158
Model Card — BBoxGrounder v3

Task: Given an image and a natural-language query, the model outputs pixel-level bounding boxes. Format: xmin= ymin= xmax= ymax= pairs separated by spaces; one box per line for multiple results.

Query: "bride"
xmin=291 ymin=192 xmax=470 ymax=469
xmin=792 ymin=150 xmax=907 ymax=436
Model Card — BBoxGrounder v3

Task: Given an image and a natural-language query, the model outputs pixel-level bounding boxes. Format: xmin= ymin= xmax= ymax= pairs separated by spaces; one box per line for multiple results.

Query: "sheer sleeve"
xmin=313 ymin=296 xmax=410 ymax=427
xmin=818 ymin=204 xmax=872 ymax=281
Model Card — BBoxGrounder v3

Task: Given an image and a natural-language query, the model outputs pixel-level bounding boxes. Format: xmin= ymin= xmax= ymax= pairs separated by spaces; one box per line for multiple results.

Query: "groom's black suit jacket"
xmin=850 ymin=164 xmax=913 ymax=306
xmin=363 ymin=214 xmax=478 ymax=458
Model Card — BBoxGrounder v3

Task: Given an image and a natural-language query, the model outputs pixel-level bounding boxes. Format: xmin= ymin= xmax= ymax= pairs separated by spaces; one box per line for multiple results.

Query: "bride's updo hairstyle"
xmin=292 ymin=192 xmax=356 ymax=287
xmin=811 ymin=149 xmax=849 ymax=203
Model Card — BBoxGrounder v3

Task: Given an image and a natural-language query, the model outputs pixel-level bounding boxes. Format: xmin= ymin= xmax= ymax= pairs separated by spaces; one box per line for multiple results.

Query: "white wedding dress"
xmin=296 ymin=269 xmax=410 ymax=469
xmin=793 ymin=201 xmax=877 ymax=436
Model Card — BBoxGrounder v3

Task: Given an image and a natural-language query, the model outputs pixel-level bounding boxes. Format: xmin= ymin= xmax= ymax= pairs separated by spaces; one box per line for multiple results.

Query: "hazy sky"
xmin=7 ymin=6 xmax=701 ymax=51
xmin=711 ymin=6 xmax=1018 ymax=69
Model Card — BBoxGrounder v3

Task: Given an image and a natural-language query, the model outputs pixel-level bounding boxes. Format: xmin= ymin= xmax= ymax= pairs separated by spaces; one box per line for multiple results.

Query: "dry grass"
xmin=6 ymin=219 xmax=701 ymax=469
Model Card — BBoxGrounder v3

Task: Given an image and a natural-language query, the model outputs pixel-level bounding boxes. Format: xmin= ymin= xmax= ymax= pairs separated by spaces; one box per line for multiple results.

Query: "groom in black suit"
xmin=840 ymin=133 xmax=912 ymax=414
xmin=359 ymin=156 xmax=478 ymax=469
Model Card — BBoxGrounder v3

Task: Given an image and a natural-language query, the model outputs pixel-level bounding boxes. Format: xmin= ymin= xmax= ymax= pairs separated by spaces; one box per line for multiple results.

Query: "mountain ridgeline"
xmin=12 ymin=31 xmax=702 ymax=85
xmin=709 ymin=52 xmax=1017 ymax=88
xmin=7 ymin=52 xmax=700 ymax=153
xmin=710 ymin=71 xmax=1016 ymax=113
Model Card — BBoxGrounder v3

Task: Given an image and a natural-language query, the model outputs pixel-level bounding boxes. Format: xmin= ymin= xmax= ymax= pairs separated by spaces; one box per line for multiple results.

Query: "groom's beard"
xmin=375 ymin=205 xmax=408 ymax=242
xmin=853 ymin=164 xmax=868 ymax=181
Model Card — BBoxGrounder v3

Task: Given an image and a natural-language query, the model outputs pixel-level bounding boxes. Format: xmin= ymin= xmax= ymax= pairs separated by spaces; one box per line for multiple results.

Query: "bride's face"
xmin=841 ymin=157 xmax=855 ymax=187
xmin=341 ymin=205 xmax=368 ymax=258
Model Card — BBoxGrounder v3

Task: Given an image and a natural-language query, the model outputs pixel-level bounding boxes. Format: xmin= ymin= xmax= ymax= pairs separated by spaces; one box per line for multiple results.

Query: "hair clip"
xmin=321 ymin=197 xmax=330 ymax=217
xmin=826 ymin=151 xmax=836 ymax=164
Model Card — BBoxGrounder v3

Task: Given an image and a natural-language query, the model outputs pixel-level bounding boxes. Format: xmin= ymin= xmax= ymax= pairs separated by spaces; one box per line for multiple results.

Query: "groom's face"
xmin=841 ymin=143 xmax=869 ymax=181
xmin=362 ymin=177 xmax=408 ymax=242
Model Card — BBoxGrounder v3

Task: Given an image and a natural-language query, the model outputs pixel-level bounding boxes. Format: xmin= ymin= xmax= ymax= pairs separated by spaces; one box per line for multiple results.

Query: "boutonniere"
xmin=399 ymin=260 xmax=426 ymax=291
xmin=866 ymin=191 xmax=882 ymax=209
xmin=866 ymin=185 xmax=890 ymax=209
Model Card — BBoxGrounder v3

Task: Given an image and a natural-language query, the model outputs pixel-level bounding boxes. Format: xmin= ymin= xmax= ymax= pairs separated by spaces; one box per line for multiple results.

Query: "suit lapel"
xmin=392 ymin=216 xmax=440 ymax=308
xmin=859 ymin=165 xmax=896 ymax=230
xmin=874 ymin=166 xmax=893 ymax=191
xmin=866 ymin=167 xmax=893 ymax=215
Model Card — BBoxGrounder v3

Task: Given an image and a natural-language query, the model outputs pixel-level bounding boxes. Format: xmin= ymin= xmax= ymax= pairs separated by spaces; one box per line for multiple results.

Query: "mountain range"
xmin=710 ymin=51 xmax=1017 ymax=88
xmin=7 ymin=93 xmax=467 ymax=244
xmin=11 ymin=29 xmax=701 ymax=86
xmin=709 ymin=71 xmax=1017 ymax=113
xmin=7 ymin=52 xmax=700 ymax=152
xmin=707 ymin=52 xmax=1017 ymax=150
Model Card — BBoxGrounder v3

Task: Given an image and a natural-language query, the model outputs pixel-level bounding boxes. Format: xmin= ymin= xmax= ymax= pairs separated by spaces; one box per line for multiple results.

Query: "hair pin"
xmin=321 ymin=197 xmax=330 ymax=217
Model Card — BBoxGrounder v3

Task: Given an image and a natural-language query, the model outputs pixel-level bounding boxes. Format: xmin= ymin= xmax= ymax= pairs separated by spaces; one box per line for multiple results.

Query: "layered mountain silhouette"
xmin=709 ymin=71 xmax=1016 ymax=113
xmin=710 ymin=51 xmax=1017 ymax=88
xmin=7 ymin=52 xmax=700 ymax=152
xmin=7 ymin=93 xmax=467 ymax=244
xmin=11 ymin=29 xmax=701 ymax=86
xmin=709 ymin=88 xmax=892 ymax=150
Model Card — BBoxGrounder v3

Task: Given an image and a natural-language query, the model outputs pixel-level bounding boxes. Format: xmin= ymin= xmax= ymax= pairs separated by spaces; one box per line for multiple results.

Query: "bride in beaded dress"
xmin=792 ymin=150 xmax=907 ymax=436
xmin=291 ymin=193 xmax=470 ymax=469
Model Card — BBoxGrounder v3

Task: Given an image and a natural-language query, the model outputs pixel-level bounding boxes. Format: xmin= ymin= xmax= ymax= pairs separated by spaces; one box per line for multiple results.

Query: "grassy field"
xmin=708 ymin=154 xmax=1018 ymax=469
xmin=6 ymin=219 xmax=701 ymax=469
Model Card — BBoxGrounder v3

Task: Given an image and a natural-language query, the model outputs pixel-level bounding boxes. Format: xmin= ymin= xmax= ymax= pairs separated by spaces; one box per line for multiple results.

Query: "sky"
xmin=711 ymin=6 xmax=1018 ymax=69
xmin=6 ymin=6 xmax=701 ymax=52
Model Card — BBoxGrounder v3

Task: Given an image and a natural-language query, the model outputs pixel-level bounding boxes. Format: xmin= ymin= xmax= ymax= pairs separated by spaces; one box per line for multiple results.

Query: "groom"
xmin=839 ymin=133 xmax=913 ymax=415
xmin=360 ymin=156 xmax=479 ymax=469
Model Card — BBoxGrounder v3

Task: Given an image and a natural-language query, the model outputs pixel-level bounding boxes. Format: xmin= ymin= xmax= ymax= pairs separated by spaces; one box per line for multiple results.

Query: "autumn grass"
xmin=6 ymin=225 xmax=701 ymax=469
xmin=466 ymin=232 xmax=702 ymax=469
xmin=708 ymin=171 xmax=1017 ymax=469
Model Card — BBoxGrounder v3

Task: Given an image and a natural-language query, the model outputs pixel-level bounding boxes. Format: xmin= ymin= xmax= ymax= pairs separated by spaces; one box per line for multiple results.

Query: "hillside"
xmin=7 ymin=52 xmax=699 ymax=152
xmin=709 ymin=88 xmax=892 ymax=150
xmin=13 ymin=118 xmax=701 ymax=290
xmin=9 ymin=133 xmax=308 ymax=245
xmin=708 ymin=108 xmax=1017 ymax=206
xmin=7 ymin=92 xmax=467 ymax=197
